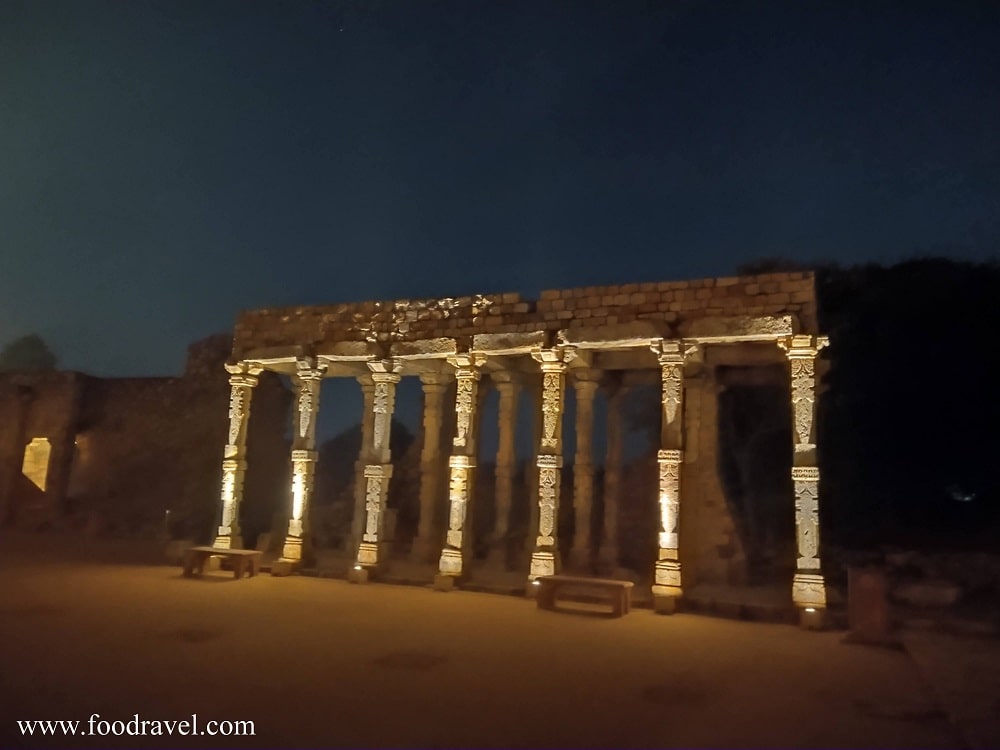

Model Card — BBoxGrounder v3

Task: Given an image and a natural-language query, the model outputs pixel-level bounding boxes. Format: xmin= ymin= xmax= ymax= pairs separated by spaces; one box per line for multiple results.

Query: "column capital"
xmin=228 ymin=372 xmax=259 ymax=389
xmin=778 ymin=334 xmax=829 ymax=359
xmin=294 ymin=357 xmax=327 ymax=381
xmin=650 ymin=339 xmax=697 ymax=365
xmin=356 ymin=372 xmax=374 ymax=388
xmin=531 ymin=345 xmax=577 ymax=371
xmin=447 ymin=352 xmax=486 ymax=378
xmin=225 ymin=361 xmax=263 ymax=386
xmin=367 ymin=358 xmax=403 ymax=377
xmin=225 ymin=360 xmax=263 ymax=376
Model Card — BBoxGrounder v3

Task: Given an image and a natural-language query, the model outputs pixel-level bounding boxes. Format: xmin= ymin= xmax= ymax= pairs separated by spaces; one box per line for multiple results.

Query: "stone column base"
xmin=652 ymin=584 xmax=682 ymax=614
xmin=792 ymin=572 xmax=827 ymax=608
xmin=212 ymin=533 xmax=242 ymax=550
xmin=799 ymin=606 xmax=826 ymax=630
xmin=271 ymin=559 xmax=296 ymax=577
xmin=433 ymin=574 xmax=457 ymax=592
xmin=281 ymin=535 xmax=303 ymax=561
xmin=356 ymin=541 xmax=379 ymax=567
xmin=438 ymin=547 xmax=463 ymax=578
xmin=529 ymin=550 xmax=556 ymax=581
xmin=347 ymin=566 xmax=370 ymax=584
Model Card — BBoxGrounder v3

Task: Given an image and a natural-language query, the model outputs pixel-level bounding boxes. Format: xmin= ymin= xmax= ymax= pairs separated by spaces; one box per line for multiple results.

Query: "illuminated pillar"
xmin=213 ymin=362 xmax=263 ymax=550
xmin=412 ymin=372 xmax=448 ymax=562
xmin=569 ymin=370 xmax=600 ymax=569
xmin=488 ymin=371 xmax=520 ymax=567
xmin=280 ymin=358 xmax=327 ymax=562
xmin=527 ymin=346 xmax=576 ymax=588
xmin=436 ymin=354 xmax=486 ymax=586
xmin=352 ymin=359 xmax=402 ymax=576
xmin=349 ymin=374 xmax=376 ymax=553
xmin=600 ymin=381 xmax=625 ymax=571
xmin=651 ymin=340 xmax=690 ymax=613
xmin=779 ymin=334 xmax=829 ymax=625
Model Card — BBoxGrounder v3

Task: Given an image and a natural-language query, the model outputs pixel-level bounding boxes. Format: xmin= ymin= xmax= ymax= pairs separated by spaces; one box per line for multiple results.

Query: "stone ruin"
xmin=217 ymin=270 xmax=828 ymax=621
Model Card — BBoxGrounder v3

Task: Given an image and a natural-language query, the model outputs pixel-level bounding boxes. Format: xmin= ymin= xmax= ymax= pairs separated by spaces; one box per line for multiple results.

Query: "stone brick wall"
xmin=232 ymin=271 xmax=818 ymax=356
xmin=0 ymin=372 xmax=82 ymax=525
xmin=0 ymin=336 xmax=291 ymax=542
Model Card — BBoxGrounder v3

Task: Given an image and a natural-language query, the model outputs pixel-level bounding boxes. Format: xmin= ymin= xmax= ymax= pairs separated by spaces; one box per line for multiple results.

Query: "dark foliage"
xmin=817 ymin=258 xmax=1000 ymax=550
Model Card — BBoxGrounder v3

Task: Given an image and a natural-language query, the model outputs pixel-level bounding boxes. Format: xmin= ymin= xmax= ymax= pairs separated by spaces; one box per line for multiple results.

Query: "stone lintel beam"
xmin=315 ymin=341 xmax=374 ymax=359
xmin=389 ymin=337 xmax=459 ymax=359
xmin=557 ymin=321 xmax=669 ymax=349
xmin=238 ymin=346 xmax=309 ymax=366
xmin=681 ymin=314 xmax=799 ymax=343
xmin=471 ymin=330 xmax=548 ymax=356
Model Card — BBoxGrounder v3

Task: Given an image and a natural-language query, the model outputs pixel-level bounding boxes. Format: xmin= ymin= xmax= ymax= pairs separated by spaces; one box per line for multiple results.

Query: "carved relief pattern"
xmin=541 ymin=372 xmax=561 ymax=449
xmin=529 ymin=551 xmax=555 ymax=579
xmin=297 ymin=380 xmax=316 ymax=439
xmin=537 ymin=465 xmax=558 ymax=545
xmin=219 ymin=465 xmax=236 ymax=529
xmin=655 ymin=560 xmax=682 ymax=588
xmin=372 ymin=381 xmax=393 ymax=453
xmin=290 ymin=458 xmax=308 ymax=522
xmin=793 ymin=466 xmax=820 ymax=569
xmin=661 ymin=364 xmax=682 ymax=425
xmin=792 ymin=573 xmax=827 ymax=607
xmin=227 ymin=386 xmax=245 ymax=446
xmin=363 ymin=474 xmax=382 ymax=543
xmin=790 ymin=357 xmax=815 ymax=446
xmin=447 ymin=466 xmax=468 ymax=540
xmin=453 ymin=376 xmax=474 ymax=448
xmin=657 ymin=451 xmax=681 ymax=551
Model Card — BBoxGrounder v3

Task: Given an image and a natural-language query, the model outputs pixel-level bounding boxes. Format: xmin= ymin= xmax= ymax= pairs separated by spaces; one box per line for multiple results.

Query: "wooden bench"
xmin=182 ymin=547 xmax=262 ymax=580
xmin=535 ymin=575 xmax=634 ymax=617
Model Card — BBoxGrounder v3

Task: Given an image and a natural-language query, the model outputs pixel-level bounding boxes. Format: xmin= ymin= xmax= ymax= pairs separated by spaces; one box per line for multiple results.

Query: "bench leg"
xmin=233 ymin=557 xmax=246 ymax=579
xmin=249 ymin=557 xmax=259 ymax=577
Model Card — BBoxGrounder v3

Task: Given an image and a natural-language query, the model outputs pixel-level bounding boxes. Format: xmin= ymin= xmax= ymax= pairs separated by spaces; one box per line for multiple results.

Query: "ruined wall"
xmin=0 ymin=372 xmax=83 ymax=525
xmin=0 ymin=336 xmax=291 ymax=541
xmin=232 ymin=271 xmax=818 ymax=355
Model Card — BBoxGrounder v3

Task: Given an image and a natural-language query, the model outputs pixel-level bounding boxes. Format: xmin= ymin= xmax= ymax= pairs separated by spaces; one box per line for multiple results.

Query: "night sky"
xmin=2 ymin=0 xmax=999 ymax=381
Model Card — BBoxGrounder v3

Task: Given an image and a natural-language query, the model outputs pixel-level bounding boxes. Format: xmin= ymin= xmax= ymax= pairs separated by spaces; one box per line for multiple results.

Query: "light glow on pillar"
xmin=291 ymin=471 xmax=305 ymax=522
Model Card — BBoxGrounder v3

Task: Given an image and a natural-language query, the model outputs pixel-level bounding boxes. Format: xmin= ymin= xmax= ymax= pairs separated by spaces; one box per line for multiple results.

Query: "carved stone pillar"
xmin=650 ymin=340 xmax=692 ymax=613
xmin=569 ymin=370 xmax=600 ymax=569
xmin=600 ymin=381 xmax=626 ymax=571
xmin=780 ymin=334 xmax=829 ymax=625
xmin=412 ymin=372 xmax=448 ymax=562
xmin=213 ymin=362 xmax=262 ymax=550
xmin=436 ymin=354 xmax=486 ymax=587
xmin=488 ymin=372 xmax=520 ymax=567
xmin=527 ymin=346 xmax=576 ymax=588
xmin=351 ymin=360 xmax=402 ymax=577
xmin=348 ymin=375 xmax=376 ymax=554
xmin=279 ymin=358 xmax=327 ymax=562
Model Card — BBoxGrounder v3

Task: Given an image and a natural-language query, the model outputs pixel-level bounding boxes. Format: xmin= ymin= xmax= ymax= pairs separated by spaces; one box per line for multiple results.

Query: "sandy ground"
xmin=0 ymin=533 xmax=967 ymax=749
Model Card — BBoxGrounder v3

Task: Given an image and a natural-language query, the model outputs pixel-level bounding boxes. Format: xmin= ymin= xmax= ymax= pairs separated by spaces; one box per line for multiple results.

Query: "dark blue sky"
xmin=2 ymin=0 xmax=998 ymax=377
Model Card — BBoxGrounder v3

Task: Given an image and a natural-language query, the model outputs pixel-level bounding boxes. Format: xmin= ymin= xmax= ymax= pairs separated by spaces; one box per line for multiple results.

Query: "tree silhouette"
xmin=0 ymin=334 xmax=58 ymax=373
